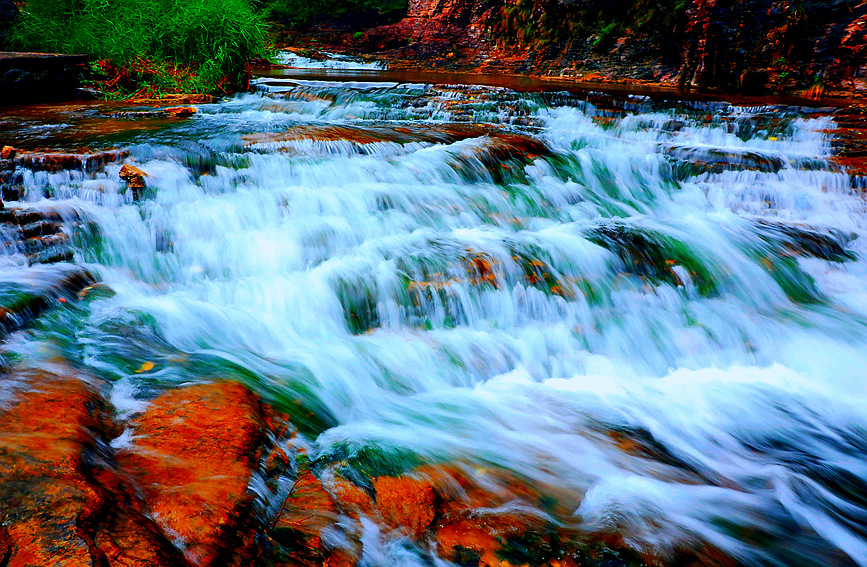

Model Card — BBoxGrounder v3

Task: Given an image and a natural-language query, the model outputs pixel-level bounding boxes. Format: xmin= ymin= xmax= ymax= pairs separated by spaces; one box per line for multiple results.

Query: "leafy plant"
xmin=10 ymin=0 xmax=267 ymax=94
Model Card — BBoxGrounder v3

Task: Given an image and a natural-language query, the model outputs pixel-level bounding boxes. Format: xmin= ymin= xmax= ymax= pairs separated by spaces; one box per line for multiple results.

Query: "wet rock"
xmin=117 ymin=381 xmax=267 ymax=567
xmin=13 ymin=149 xmax=128 ymax=173
xmin=0 ymin=203 xmax=81 ymax=225
xmin=118 ymin=164 xmax=147 ymax=200
xmin=1 ymin=145 xmax=15 ymax=160
xmin=0 ymin=366 xmax=191 ymax=567
xmin=372 ymin=475 xmax=436 ymax=538
xmin=0 ymin=204 xmax=84 ymax=267
xmin=270 ymin=470 xmax=345 ymax=566
xmin=0 ymin=369 xmax=107 ymax=567
xmin=164 ymin=106 xmax=197 ymax=117
xmin=753 ymin=219 xmax=857 ymax=262
xmin=0 ymin=265 xmax=97 ymax=336
xmin=242 ymin=123 xmax=498 ymax=151
xmin=325 ymin=474 xmax=375 ymax=518
xmin=663 ymin=144 xmax=786 ymax=174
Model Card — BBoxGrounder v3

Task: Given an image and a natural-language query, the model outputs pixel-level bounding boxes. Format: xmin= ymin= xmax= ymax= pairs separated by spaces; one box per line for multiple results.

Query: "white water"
xmin=6 ymin=82 xmax=867 ymax=566
xmin=276 ymin=50 xmax=388 ymax=70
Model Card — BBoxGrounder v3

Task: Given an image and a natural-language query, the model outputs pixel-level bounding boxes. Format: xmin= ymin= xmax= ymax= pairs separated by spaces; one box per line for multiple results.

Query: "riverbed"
xmin=1 ymin=63 xmax=866 ymax=566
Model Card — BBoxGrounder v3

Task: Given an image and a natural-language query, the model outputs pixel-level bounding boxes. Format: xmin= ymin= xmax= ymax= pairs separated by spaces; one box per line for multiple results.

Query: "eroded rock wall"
xmin=365 ymin=0 xmax=867 ymax=95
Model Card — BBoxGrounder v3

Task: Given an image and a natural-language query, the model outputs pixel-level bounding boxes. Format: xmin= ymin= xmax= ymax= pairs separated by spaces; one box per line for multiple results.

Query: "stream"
xmin=1 ymin=64 xmax=866 ymax=566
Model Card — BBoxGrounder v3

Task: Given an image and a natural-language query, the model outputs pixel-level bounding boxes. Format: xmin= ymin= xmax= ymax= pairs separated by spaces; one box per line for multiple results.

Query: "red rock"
xmin=117 ymin=381 xmax=266 ymax=567
xmin=326 ymin=475 xmax=375 ymax=518
xmin=1 ymin=145 xmax=16 ymax=160
xmin=164 ymin=106 xmax=197 ymax=117
xmin=372 ymin=475 xmax=436 ymax=539
xmin=0 ymin=369 xmax=108 ymax=567
xmin=0 ymin=367 xmax=189 ymax=567
xmin=118 ymin=164 xmax=148 ymax=189
xmin=271 ymin=470 xmax=343 ymax=565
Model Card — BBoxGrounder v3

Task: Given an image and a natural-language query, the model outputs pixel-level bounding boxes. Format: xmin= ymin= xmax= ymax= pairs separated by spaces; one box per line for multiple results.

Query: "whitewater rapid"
xmin=4 ymin=78 xmax=867 ymax=566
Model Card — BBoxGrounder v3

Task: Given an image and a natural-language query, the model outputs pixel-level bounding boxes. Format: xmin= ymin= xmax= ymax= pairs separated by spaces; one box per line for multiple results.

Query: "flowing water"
xmin=1 ymin=73 xmax=867 ymax=566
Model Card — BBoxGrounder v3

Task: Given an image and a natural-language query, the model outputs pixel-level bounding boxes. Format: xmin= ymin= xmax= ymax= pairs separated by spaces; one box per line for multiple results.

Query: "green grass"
xmin=10 ymin=0 xmax=267 ymax=95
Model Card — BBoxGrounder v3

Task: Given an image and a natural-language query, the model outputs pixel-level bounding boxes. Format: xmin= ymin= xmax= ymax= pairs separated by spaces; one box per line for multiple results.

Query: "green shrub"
xmin=10 ymin=0 xmax=266 ymax=94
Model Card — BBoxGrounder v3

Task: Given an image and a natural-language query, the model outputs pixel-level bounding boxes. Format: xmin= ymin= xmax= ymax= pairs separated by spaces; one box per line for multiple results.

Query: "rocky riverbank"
xmin=293 ymin=0 xmax=867 ymax=99
xmin=0 ymin=365 xmax=677 ymax=567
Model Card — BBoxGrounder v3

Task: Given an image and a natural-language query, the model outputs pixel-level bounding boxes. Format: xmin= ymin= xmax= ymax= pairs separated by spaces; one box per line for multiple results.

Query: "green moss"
xmin=314 ymin=441 xmax=422 ymax=491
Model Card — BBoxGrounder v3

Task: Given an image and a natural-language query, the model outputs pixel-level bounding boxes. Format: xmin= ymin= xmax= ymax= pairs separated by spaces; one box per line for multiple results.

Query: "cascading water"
xmin=2 ymin=76 xmax=867 ymax=566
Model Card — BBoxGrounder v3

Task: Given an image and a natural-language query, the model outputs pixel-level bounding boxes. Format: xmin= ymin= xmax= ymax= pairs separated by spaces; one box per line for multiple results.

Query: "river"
xmin=1 ymin=61 xmax=866 ymax=566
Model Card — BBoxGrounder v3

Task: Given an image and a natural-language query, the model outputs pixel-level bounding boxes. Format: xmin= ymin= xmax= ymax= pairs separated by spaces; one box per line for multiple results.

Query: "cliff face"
xmin=362 ymin=0 xmax=867 ymax=95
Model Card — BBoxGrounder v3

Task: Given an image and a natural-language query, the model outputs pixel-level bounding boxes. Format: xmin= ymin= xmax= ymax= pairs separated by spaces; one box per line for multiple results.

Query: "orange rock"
xmin=324 ymin=550 xmax=356 ymax=567
xmin=373 ymin=475 xmax=436 ymax=539
xmin=164 ymin=106 xmax=197 ymax=117
xmin=118 ymin=164 xmax=148 ymax=190
xmin=0 ymin=367 xmax=191 ymax=567
xmin=1 ymin=145 xmax=16 ymax=160
xmin=117 ymin=381 xmax=266 ymax=567
xmin=91 ymin=503 xmax=187 ymax=567
xmin=0 ymin=369 xmax=107 ymax=567
xmin=326 ymin=475 xmax=375 ymax=517
xmin=270 ymin=470 xmax=349 ymax=566
xmin=275 ymin=471 xmax=338 ymax=537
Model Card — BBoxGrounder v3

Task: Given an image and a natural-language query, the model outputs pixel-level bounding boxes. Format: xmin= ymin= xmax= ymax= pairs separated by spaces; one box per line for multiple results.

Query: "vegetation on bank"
xmin=3 ymin=0 xmax=409 ymax=97
xmin=8 ymin=0 xmax=267 ymax=96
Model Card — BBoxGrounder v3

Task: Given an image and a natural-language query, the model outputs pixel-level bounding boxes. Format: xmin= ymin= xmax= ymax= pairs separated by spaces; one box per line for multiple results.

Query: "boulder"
xmin=0 ymin=370 xmax=107 ymax=567
xmin=116 ymin=381 xmax=267 ymax=567
xmin=0 ymin=366 xmax=185 ymax=567
xmin=118 ymin=163 xmax=148 ymax=200
xmin=372 ymin=475 xmax=436 ymax=539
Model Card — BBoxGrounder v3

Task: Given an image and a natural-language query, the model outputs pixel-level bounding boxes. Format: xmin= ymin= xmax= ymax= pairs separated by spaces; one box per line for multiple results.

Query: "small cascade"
xmin=1 ymin=77 xmax=866 ymax=567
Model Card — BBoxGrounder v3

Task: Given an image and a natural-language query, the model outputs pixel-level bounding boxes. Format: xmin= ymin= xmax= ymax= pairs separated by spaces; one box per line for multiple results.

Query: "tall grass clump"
xmin=10 ymin=0 xmax=267 ymax=95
